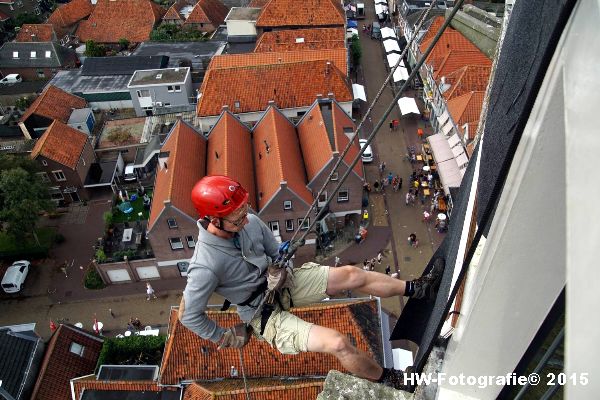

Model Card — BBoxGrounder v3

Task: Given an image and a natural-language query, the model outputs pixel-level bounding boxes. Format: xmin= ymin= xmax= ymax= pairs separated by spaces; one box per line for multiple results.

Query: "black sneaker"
xmin=380 ymin=366 xmax=416 ymax=391
xmin=411 ymin=257 xmax=445 ymax=300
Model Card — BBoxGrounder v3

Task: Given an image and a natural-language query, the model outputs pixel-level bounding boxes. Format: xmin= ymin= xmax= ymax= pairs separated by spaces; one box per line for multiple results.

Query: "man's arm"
xmin=179 ymin=267 xmax=226 ymax=343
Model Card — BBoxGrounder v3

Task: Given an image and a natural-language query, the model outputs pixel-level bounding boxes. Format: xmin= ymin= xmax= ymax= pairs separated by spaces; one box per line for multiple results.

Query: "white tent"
xmin=381 ymin=27 xmax=397 ymax=40
xmin=436 ymin=110 xmax=450 ymax=126
xmin=427 ymin=133 xmax=469 ymax=194
xmin=383 ymin=40 xmax=400 ymax=53
xmin=392 ymin=67 xmax=409 ymax=82
xmin=442 ymin=120 xmax=454 ymax=135
xmin=397 ymin=97 xmax=420 ymax=115
xmin=386 ymin=53 xmax=405 ymax=69
xmin=447 ymin=133 xmax=461 ymax=148
xmin=352 ymin=84 xmax=367 ymax=101
xmin=375 ymin=4 xmax=388 ymax=15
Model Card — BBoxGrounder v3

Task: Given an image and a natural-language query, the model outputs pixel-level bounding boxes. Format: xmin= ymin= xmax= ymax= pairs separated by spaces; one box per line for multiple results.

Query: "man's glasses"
xmin=223 ymin=203 xmax=250 ymax=227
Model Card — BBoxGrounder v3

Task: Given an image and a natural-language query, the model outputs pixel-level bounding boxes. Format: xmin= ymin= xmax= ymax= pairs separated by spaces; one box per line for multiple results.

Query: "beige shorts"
xmin=249 ymin=262 xmax=329 ymax=355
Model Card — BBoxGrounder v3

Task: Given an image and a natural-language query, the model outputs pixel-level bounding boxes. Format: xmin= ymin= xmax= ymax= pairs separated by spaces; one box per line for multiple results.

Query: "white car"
xmin=359 ymin=139 xmax=374 ymax=163
xmin=1 ymin=260 xmax=30 ymax=293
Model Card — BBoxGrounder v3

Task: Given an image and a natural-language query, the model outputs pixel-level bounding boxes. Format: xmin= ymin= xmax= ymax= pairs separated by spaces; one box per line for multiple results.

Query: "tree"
xmin=350 ymin=35 xmax=362 ymax=67
xmin=118 ymin=38 xmax=130 ymax=51
xmin=84 ymin=40 xmax=107 ymax=57
xmin=0 ymin=166 xmax=52 ymax=241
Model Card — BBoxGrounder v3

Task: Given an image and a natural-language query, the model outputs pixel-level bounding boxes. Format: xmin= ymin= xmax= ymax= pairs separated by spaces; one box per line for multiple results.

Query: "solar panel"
xmin=97 ymin=365 xmax=158 ymax=381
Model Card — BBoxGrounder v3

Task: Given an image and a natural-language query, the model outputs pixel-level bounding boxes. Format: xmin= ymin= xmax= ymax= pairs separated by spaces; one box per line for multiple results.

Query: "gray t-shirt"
xmin=180 ymin=214 xmax=280 ymax=342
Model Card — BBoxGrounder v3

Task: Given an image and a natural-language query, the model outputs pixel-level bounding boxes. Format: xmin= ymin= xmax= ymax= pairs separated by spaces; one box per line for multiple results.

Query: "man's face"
xmin=221 ymin=203 xmax=250 ymax=231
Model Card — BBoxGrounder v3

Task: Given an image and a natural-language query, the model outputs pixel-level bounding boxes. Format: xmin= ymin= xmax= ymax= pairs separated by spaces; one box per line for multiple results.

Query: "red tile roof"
xmin=72 ymin=377 xmax=163 ymax=400
xmin=431 ymin=50 xmax=491 ymax=80
xmin=160 ymin=299 xmax=383 ymax=384
xmin=252 ymin=107 xmax=312 ymax=209
xmin=163 ymin=0 xmax=187 ymax=22
xmin=206 ymin=111 xmax=257 ymax=210
xmin=148 ymin=120 xmax=207 ymax=230
xmin=76 ymin=0 xmax=165 ymax=43
xmin=15 ymin=24 xmax=56 ymax=42
xmin=31 ymin=120 xmax=89 ymax=170
xmin=256 ymin=0 xmax=344 ymax=28
xmin=420 ymin=15 xmax=444 ymax=45
xmin=254 ymin=28 xmax=346 ymax=52
xmin=447 ymin=91 xmax=485 ymax=139
xmin=0 ymin=9 xmax=9 ymax=22
xmin=30 ymin=325 xmax=103 ymax=400
xmin=47 ymin=0 xmax=94 ymax=37
xmin=20 ymin=85 xmax=87 ymax=124
xmin=184 ymin=379 xmax=324 ymax=399
xmin=441 ymin=64 xmax=491 ymax=100
xmin=185 ymin=0 xmax=229 ymax=27
xmin=210 ymin=48 xmax=348 ymax=76
xmin=297 ymin=101 xmax=362 ymax=183
xmin=421 ymin=30 xmax=485 ymax=64
xmin=197 ymin=60 xmax=352 ymax=117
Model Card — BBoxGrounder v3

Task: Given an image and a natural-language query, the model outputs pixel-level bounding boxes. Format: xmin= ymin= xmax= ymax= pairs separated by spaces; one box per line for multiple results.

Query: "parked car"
xmin=124 ymin=164 xmax=138 ymax=182
xmin=359 ymin=139 xmax=373 ymax=163
xmin=0 ymin=74 xmax=22 ymax=85
xmin=1 ymin=260 xmax=30 ymax=293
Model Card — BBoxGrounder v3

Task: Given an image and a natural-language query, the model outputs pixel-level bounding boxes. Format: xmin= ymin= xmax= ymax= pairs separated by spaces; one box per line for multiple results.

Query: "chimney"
xmin=327 ymin=92 xmax=334 ymax=99
xmin=267 ymin=100 xmax=275 ymax=106
xmin=280 ymin=181 xmax=288 ymax=190
xmin=222 ymin=104 xmax=229 ymax=111
xmin=316 ymin=94 xmax=323 ymax=100
xmin=31 ymin=33 xmax=37 ymax=41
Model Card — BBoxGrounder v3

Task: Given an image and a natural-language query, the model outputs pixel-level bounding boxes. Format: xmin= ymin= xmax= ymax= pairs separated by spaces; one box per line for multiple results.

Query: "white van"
xmin=0 ymin=74 xmax=23 ymax=85
xmin=1 ymin=260 xmax=30 ymax=293
xmin=124 ymin=164 xmax=137 ymax=182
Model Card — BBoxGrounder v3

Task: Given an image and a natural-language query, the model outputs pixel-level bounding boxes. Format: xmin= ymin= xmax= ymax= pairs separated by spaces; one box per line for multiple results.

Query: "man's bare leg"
xmin=306 ymin=324 xmax=382 ymax=381
xmin=326 ymin=265 xmax=407 ymax=297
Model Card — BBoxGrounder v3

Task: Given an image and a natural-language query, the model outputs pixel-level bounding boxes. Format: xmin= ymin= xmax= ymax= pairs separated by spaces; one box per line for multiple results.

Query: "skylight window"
xmin=295 ymin=37 xmax=305 ymax=43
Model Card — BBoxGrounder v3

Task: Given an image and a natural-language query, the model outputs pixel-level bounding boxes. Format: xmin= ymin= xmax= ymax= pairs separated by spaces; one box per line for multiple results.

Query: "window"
xmin=45 ymin=50 xmax=51 ymax=58
xmin=186 ymin=235 xmax=196 ymax=248
xmin=52 ymin=170 xmax=66 ymax=181
xmin=298 ymin=218 xmax=310 ymax=230
xmin=49 ymin=187 xmax=63 ymax=201
xmin=37 ymin=172 xmax=50 ymax=183
xmin=164 ymin=103 xmax=170 ymax=106
xmin=283 ymin=200 xmax=292 ymax=210
xmin=331 ymin=172 xmax=339 ymax=181
xmin=167 ymin=85 xmax=174 ymax=92
xmin=337 ymin=189 xmax=349 ymax=202
xmin=69 ymin=342 xmax=85 ymax=356
xmin=137 ymin=89 xmax=150 ymax=97
xmin=167 ymin=218 xmax=178 ymax=229
xmin=30 ymin=51 xmax=37 ymax=58
xmin=12 ymin=51 xmax=19 ymax=58
xmin=169 ymin=237 xmax=184 ymax=250
xmin=174 ymin=85 xmax=181 ymax=92
xmin=234 ymin=100 xmax=240 ymax=108
xmin=285 ymin=219 xmax=294 ymax=231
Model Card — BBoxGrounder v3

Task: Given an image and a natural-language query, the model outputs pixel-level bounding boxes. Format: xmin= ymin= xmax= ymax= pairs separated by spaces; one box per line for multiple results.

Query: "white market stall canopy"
xmin=352 ymin=84 xmax=367 ymax=101
xmin=383 ymin=40 xmax=401 ymax=53
xmin=375 ymin=4 xmax=388 ymax=14
xmin=386 ymin=53 xmax=405 ymax=69
xmin=427 ymin=133 xmax=469 ymax=194
xmin=397 ymin=97 xmax=420 ymax=115
xmin=447 ymin=133 xmax=461 ymax=148
xmin=381 ymin=27 xmax=397 ymax=40
xmin=436 ymin=110 xmax=450 ymax=126
xmin=393 ymin=66 xmax=409 ymax=82
xmin=441 ymin=120 xmax=454 ymax=135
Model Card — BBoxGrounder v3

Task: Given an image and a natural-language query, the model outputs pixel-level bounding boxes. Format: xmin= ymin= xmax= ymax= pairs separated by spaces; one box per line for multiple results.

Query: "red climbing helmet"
xmin=191 ymin=175 xmax=248 ymax=218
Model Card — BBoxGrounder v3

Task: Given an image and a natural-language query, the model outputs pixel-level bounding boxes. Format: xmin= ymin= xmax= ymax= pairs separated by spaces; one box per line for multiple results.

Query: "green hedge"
xmin=0 ymin=228 xmax=55 ymax=260
xmin=84 ymin=266 xmax=105 ymax=290
xmin=96 ymin=335 xmax=167 ymax=372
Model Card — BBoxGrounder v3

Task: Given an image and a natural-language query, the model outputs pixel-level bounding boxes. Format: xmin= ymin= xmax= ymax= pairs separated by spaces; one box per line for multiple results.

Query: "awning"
xmin=427 ymin=133 xmax=454 ymax=162
xmin=347 ymin=19 xmax=358 ymax=28
xmin=383 ymin=40 xmax=400 ymax=53
xmin=427 ymin=133 xmax=468 ymax=195
xmin=375 ymin=4 xmax=388 ymax=15
xmin=393 ymin=66 xmax=409 ymax=82
xmin=451 ymin=144 xmax=465 ymax=158
xmin=455 ymin=152 xmax=469 ymax=168
xmin=447 ymin=133 xmax=461 ymax=148
xmin=437 ymin=159 xmax=464 ymax=195
xmin=386 ymin=53 xmax=405 ymax=69
xmin=436 ymin=110 xmax=450 ymax=126
xmin=397 ymin=97 xmax=420 ymax=115
xmin=381 ymin=27 xmax=397 ymax=39
xmin=441 ymin=120 xmax=454 ymax=135
xmin=352 ymin=84 xmax=367 ymax=101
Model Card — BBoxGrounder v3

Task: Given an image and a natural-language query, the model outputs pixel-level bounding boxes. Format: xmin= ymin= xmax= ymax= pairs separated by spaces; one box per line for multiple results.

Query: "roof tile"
xmin=71 ymin=377 xmax=162 ymax=400
xmin=254 ymin=27 xmax=346 ymax=52
xmin=206 ymin=112 xmax=257 ymax=210
xmin=160 ymin=299 xmax=383 ymax=384
xmin=441 ymin=64 xmax=491 ymax=100
xmin=30 ymin=325 xmax=103 ymax=400
xmin=20 ymin=84 xmax=87 ymax=124
xmin=15 ymin=24 xmax=55 ymax=42
xmin=421 ymin=30 xmax=485 ymax=64
xmin=30 ymin=120 xmax=89 ymax=169
xmin=47 ymin=0 xmax=94 ymax=37
xmin=431 ymin=50 xmax=491 ymax=80
xmin=148 ymin=120 xmax=207 ymax=230
xmin=256 ymin=0 xmax=344 ymax=27
xmin=197 ymin=60 xmax=352 ymax=117
xmin=447 ymin=91 xmax=485 ymax=139
xmin=76 ymin=0 xmax=165 ymax=43
xmin=184 ymin=379 xmax=324 ymax=399
xmin=253 ymin=107 xmax=312 ymax=208
xmin=185 ymin=0 xmax=229 ymax=26
xmin=211 ymin=48 xmax=348 ymax=76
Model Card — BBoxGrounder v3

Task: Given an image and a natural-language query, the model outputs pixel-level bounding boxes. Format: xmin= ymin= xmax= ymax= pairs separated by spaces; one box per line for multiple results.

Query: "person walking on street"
xmin=180 ymin=175 xmax=445 ymax=391
xmin=385 ymin=265 xmax=391 ymax=275
xmin=146 ymin=282 xmax=157 ymax=300
xmin=408 ymin=233 xmax=419 ymax=248
xmin=377 ymin=251 xmax=383 ymax=264
xmin=335 ymin=256 xmax=341 ymax=268
xmin=389 ymin=121 xmax=394 ymax=132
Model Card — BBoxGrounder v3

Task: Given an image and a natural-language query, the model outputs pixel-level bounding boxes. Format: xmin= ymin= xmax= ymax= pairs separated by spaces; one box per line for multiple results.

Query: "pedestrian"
xmin=127 ymin=321 xmax=135 ymax=332
xmin=109 ymin=308 xmax=115 ymax=318
xmin=389 ymin=121 xmax=393 ymax=132
xmin=408 ymin=233 xmax=419 ymax=248
xmin=385 ymin=265 xmax=391 ymax=275
xmin=130 ymin=317 xmax=141 ymax=331
xmin=405 ymin=191 xmax=411 ymax=206
xmin=423 ymin=211 xmax=431 ymax=223
xmin=399 ymin=177 xmax=403 ymax=190
xmin=363 ymin=259 xmax=369 ymax=269
xmin=417 ymin=128 xmax=424 ymax=140
xmin=146 ymin=282 xmax=157 ymax=300
xmin=377 ymin=251 xmax=383 ymax=264
xmin=387 ymin=172 xmax=393 ymax=185
xmin=180 ymin=175 xmax=445 ymax=390
xmin=392 ymin=119 xmax=399 ymax=131
xmin=335 ymin=256 xmax=341 ymax=268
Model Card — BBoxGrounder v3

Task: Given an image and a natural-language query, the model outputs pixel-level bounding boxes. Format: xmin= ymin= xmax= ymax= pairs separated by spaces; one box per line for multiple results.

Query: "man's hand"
xmin=217 ymin=323 xmax=251 ymax=350
xmin=267 ymin=264 xmax=294 ymax=292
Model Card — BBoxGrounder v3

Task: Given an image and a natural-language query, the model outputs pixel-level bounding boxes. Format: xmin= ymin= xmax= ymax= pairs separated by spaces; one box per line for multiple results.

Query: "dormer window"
xmin=167 ymin=218 xmax=178 ymax=229
xmin=283 ymin=200 xmax=292 ymax=210
xmin=234 ymin=100 xmax=240 ymax=108
xmin=45 ymin=50 xmax=51 ymax=58
xmin=12 ymin=51 xmax=18 ymax=59
xmin=30 ymin=51 xmax=36 ymax=58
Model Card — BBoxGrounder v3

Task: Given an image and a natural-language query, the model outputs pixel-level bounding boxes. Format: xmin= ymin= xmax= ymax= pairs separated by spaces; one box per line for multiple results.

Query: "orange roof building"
xmin=210 ymin=48 xmax=348 ymax=76
xmin=421 ymin=30 xmax=485 ymax=65
xmin=256 ymin=0 xmax=345 ymax=28
xmin=431 ymin=50 xmax=491 ymax=80
xmin=183 ymin=379 xmax=324 ymax=399
xmin=206 ymin=111 xmax=257 ymax=210
xmin=31 ymin=120 xmax=89 ymax=169
xmin=76 ymin=0 xmax=165 ymax=43
xmin=160 ymin=299 xmax=383 ymax=384
xmin=163 ymin=0 xmax=229 ymax=32
xmin=441 ymin=64 xmax=491 ymax=100
xmin=254 ymin=27 xmax=346 ymax=52
xmin=47 ymin=0 xmax=94 ymax=38
xmin=447 ymin=91 xmax=485 ymax=141
xmin=15 ymin=24 xmax=56 ymax=42
xmin=196 ymin=60 xmax=352 ymax=118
